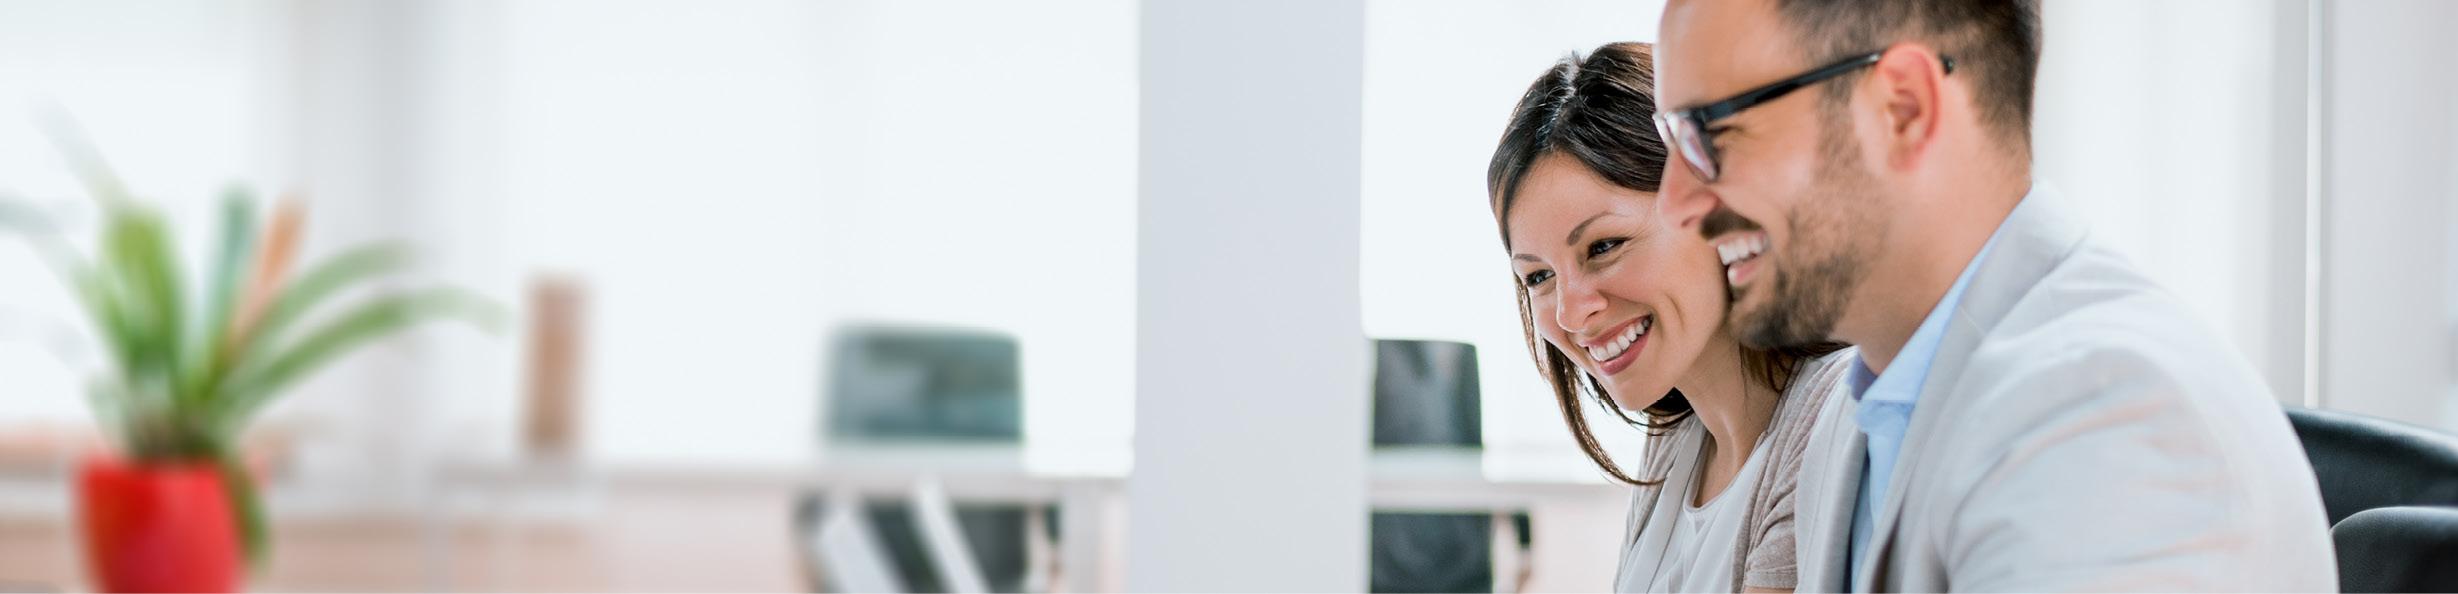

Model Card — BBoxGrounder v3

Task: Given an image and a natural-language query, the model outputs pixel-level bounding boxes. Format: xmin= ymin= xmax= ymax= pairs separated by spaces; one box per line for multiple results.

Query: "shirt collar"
xmin=1845 ymin=182 xmax=2038 ymax=404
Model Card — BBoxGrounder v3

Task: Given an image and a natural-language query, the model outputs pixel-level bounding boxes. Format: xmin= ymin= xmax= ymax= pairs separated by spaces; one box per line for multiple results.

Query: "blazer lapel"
xmin=1852 ymin=187 xmax=2090 ymax=592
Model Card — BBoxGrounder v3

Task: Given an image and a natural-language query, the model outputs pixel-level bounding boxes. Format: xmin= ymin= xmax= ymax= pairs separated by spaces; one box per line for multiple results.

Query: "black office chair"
xmin=2332 ymin=506 xmax=2458 ymax=592
xmin=799 ymin=324 xmax=1050 ymax=593
xmin=1368 ymin=339 xmax=1531 ymax=593
xmin=2284 ymin=406 xmax=2458 ymax=592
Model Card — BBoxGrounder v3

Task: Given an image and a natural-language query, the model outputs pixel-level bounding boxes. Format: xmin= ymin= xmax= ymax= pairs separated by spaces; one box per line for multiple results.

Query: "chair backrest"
xmin=806 ymin=324 xmax=1031 ymax=593
xmin=1371 ymin=339 xmax=1481 ymax=447
xmin=1367 ymin=339 xmax=1505 ymax=593
xmin=2332 ymin=505 xmax=2458 ymax=593
xmin=2284 ymin=407 xmax=2458 ymax=525
xmin=825 ymin=324 xmax=1022 ymax=444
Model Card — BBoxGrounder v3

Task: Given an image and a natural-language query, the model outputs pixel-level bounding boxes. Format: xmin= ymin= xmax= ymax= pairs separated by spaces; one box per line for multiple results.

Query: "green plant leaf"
xmin=215 ymin=452 xmax=268 ymax=567
xmin=0 ymin=197 xmax=56 ymax=235
xmin=224 ymin=243 xmax=409 ymax=366
xmin=85 ymin=378 xmax=129 ymax=454
xmin=37 ymin=108 xmax=132 ymax=208
xmin=98 ymin=207 xmax=187 ymax=422
xmin=0 ymin=197 xmax=112 ymax=364
xmin=184 ymin=190 xmax=258 ymax=411
xmin=216 ymin=287 xmax=502 ymax=433
xmin=75 ymin=265 xmax=133 ymax=380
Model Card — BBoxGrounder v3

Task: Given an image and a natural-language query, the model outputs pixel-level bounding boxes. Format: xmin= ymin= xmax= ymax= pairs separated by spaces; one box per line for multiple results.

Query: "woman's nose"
xmin=1551 ymin=272 xmax=1607 ymax=335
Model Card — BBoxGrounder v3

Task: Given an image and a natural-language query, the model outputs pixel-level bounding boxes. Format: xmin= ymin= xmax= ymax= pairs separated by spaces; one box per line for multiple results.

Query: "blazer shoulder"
xmin=1976 ymin=243 xmax=2267 ymax=398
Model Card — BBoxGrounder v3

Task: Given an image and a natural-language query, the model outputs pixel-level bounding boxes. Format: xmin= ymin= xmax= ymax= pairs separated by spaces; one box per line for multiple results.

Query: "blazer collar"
xmin=1851 ymin=183 xmax=2089 ymax=591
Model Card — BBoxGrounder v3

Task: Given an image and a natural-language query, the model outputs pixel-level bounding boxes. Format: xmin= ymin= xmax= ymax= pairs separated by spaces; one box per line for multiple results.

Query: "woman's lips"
xmin=1583 ymin=315 xmax=1650 ymax=376
xmin=1596 ymin=329 xmax=1646 ymax=376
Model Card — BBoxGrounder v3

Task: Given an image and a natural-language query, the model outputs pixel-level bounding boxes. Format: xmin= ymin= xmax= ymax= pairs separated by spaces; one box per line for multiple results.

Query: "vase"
xmin=76 ymin=456 xmax=242 ymax=593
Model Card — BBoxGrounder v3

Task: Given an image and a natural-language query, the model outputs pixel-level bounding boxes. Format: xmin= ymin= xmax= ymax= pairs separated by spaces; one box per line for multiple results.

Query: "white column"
xmin=2317 ymin=0 xmax=2458 ymax=429
xmin=278 ymin=0 xmax=427 ymax=511
xmin=1129 ymin=0 xmax=1369 ymax=591
xmin=2267 ymin=0 xmax=2311 ymax=406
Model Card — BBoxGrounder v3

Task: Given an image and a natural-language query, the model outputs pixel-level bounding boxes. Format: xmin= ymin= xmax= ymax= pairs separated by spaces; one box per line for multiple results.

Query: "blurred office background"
xmin=0 ymin=0 xmax=2450 ymax=591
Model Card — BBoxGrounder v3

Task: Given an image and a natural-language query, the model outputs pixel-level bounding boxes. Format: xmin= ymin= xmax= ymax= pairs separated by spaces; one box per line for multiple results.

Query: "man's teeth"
xmin=1583 ymin=316 xmax=1652 ymax=363
xmin=1716 ymin=233 xmax=1767 ymax=266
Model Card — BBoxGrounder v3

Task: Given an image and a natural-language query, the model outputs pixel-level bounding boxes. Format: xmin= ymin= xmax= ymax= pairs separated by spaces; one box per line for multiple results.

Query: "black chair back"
xmin=2284 ymin=407 xmax=2458 ymax=524
xmin=826 ymin=324 xmax=1023 ymax=443
xmin=2332 ymin=506 xmax=2458 ymax=593
xmin=1369 ymin=339 xmax=1504 ymax=593
xmin=2285 ymin=407 xmax=2458 ymax=593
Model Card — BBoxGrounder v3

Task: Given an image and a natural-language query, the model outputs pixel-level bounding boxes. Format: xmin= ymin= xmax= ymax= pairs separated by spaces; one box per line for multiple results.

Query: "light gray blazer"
xmin=1792 ymin=188 xmax=2337 ymax=592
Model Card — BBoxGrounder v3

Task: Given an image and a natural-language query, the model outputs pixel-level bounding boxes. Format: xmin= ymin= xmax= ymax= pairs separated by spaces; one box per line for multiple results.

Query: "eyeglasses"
xmin=1653 ymin=50 xmax=1953 ymax=183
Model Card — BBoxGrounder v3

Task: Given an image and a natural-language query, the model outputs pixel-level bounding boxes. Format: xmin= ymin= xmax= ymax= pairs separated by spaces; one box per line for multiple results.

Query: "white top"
xmin=1616 ymin=423 xmax=1769 ymax=593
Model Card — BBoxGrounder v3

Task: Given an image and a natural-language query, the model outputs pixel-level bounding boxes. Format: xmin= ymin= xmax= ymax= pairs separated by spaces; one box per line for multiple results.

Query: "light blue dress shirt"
xmin=1841 ymin=186 xmax=2027 ymax=589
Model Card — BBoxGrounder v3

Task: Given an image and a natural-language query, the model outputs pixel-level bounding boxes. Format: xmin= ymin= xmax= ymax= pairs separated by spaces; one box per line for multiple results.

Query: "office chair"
xmin=2284 ymin=406 xmax=2458 ymax=592
xmin=798 ymin=324 xmax=1049 ymax=593
xmin=1368 ymin=339 xmax=1531 ymax=593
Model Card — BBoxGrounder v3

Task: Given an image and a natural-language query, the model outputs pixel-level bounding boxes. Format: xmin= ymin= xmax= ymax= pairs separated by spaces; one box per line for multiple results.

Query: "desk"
xmin=0 ymin=446 xmax=1627 ymax=592
xmin=789 ymin=443 xmax=1626 ymax=592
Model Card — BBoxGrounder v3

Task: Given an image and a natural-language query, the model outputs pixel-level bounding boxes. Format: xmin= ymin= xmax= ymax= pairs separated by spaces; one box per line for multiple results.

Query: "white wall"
xmin=399 ymin=0 xmax=1142 ymax=468
xmin=2315 ymin=0 xmax=2458 ymax=430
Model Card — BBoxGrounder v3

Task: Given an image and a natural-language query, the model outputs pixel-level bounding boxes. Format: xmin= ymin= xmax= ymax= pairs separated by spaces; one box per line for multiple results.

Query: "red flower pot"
xmin=76 ymin=457 xmax=242 ymax=593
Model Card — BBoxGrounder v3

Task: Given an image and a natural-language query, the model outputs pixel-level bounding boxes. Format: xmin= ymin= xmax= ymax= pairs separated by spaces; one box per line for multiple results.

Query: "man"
xmin=1650 ymin=0 xmax=2336 ymax=591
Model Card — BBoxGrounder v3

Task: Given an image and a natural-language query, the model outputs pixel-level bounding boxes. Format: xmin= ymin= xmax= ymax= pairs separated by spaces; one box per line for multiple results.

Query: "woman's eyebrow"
xmin=1564 ymin=212 xmax=1612 ymax=246
xmin=1513 ymin=253 xmax=1542 ymax=263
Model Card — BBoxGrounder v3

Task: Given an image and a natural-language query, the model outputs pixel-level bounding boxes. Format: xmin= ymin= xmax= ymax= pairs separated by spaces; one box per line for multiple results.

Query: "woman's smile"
xmin=1583 ymin=314 xmax=1654 ymax=376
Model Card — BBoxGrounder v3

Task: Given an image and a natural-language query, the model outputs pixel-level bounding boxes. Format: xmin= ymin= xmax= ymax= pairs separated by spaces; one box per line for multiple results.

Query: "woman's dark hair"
xmin=1485 ymin=42 xmax=1843 ymax=486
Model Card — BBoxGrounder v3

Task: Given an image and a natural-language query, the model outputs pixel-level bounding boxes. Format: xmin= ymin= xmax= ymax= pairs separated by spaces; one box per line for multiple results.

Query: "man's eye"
xmin=1588 ymin=238 xmax=1625 ymax=258
xmin=1704 ymin=126 xmax=1733 ymax=149
xmin=1521 ymin=269 xmax=1553 ymax=287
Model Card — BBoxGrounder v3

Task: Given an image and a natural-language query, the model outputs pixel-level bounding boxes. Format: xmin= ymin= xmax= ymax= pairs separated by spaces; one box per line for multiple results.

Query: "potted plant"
xmin=2 ymin=120 xmax=501 ymax=592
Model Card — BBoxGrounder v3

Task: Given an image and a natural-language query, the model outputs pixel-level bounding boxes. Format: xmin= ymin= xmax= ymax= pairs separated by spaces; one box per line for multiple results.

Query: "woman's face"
xmin=1505 ymin=153 xmax=1730 ymax=412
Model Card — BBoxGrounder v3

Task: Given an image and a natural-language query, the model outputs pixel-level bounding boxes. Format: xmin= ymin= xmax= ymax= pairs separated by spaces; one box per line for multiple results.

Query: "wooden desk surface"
xmin=0 ymin=485 xmax=805 ymax=592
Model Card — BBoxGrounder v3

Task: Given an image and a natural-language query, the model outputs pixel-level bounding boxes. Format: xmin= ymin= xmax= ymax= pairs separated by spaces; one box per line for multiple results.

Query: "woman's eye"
xmin=1520 ymin=269 xmax=1553 ymax=287
xmin=1587 ymin=238 xmax=1625 ymax=258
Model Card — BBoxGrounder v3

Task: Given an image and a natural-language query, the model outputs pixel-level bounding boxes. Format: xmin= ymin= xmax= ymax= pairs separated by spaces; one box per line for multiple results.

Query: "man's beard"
xmin=1729 ymin=119 xmax=1882 ymax=350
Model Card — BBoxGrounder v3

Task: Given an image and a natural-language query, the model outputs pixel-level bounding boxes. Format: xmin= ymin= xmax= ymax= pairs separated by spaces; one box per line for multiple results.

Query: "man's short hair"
xmin=1775 ymin=0 xmax=2041 ymax=149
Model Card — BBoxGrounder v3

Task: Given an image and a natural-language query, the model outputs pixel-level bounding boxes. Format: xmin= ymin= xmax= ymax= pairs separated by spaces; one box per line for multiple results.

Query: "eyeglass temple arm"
xmin=1695 ymin=53 xmax=1881 ymax=123
xmin=1691 ymin=51 xmax=1953 ymax=123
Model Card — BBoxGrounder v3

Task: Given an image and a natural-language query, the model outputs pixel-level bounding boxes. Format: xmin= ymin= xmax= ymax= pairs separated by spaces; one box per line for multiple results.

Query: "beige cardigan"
xmin=1613 ymin=348 xmax=1855 ymax=591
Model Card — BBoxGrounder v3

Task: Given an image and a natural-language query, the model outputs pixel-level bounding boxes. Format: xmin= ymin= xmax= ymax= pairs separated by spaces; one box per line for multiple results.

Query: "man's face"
xmin=1655 ymin=0 xmax=1891 ymax=349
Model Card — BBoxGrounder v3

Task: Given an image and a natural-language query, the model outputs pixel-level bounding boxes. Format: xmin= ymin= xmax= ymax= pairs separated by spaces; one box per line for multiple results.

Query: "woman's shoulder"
xmin=1776 ymin=347 xmax=1859 ymax=423
xmin=1637 ymin=414 xmax=1705 ymax=478
xmin=1756 ymin=347 xmax=1857 ymax=480
xmin=1804 ymin=347 xmax=1860 ymax=389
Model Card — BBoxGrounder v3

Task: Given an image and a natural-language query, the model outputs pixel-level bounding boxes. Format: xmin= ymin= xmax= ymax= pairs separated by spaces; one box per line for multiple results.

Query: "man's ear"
xmin=1867 ymin=44 xmax=1948 ymax=172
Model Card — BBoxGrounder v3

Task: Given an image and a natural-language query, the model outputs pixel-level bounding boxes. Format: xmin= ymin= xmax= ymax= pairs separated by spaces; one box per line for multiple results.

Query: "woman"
xmin=1486 ymin=42 xmax=1854 ymax=593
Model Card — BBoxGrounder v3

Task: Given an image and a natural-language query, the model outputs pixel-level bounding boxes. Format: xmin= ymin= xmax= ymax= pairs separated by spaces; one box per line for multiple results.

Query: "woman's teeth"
xmin=1716 ymin=232 xmax=1767 ymax=267
xmin=1584 ymin=316 xmax=1651 ymax=362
